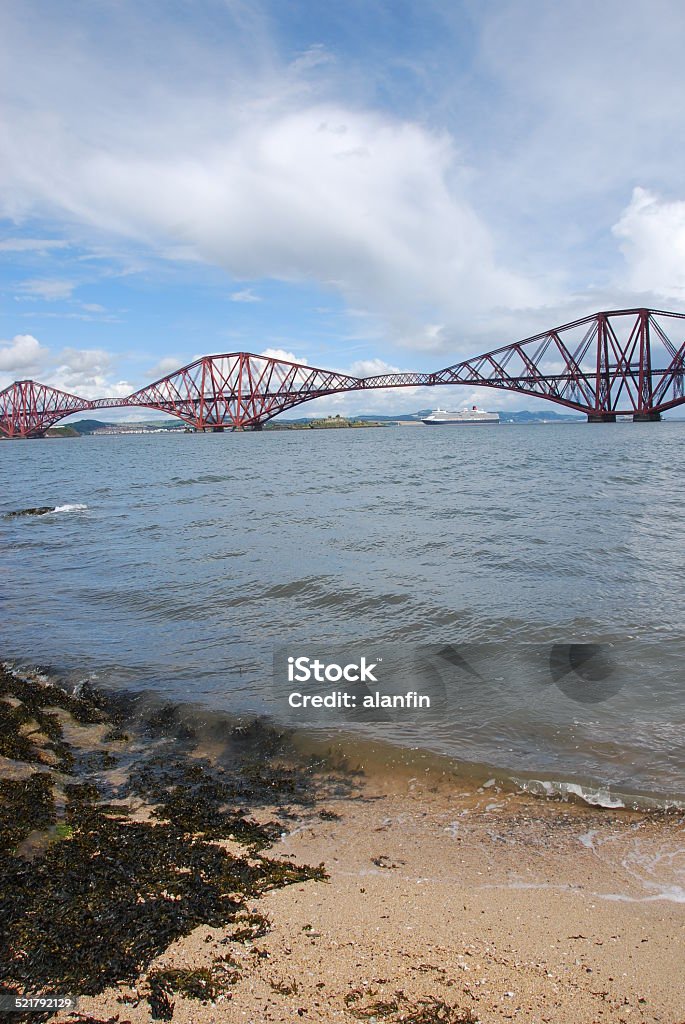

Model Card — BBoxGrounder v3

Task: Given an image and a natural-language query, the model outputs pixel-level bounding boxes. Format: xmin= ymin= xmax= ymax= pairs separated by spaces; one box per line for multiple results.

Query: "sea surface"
xmin=2 ymin=422 xmax=685 ymax=809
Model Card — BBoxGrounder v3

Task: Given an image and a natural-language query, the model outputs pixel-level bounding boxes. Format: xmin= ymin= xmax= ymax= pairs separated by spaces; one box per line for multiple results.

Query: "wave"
xmin=48 ymin=503 xmax=89 ymax=514
xmin=578 ymin=825 xmax=685 ymax=904
xmin=511 ymin=775 xmax=685 ymax=811
xmin=512 ymin=777 xmax=628 ymax=808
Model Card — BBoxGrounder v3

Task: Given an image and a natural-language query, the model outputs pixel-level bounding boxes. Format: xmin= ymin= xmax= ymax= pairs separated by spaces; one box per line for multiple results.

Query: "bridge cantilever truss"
xmin=2 ymin=308 xmax=685 ymax=438
xmin=435 ymin=307 xmax=685 ymax=421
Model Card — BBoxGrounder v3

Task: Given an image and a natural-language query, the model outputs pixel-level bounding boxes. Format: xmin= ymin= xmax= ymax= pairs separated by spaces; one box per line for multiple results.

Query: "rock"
xmin=4 ymin=506 xmax=55 ymax=518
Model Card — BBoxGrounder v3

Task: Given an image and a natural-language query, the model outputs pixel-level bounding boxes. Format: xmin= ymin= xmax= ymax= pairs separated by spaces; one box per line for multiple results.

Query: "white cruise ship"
xmin=422 ymin=405 xmax=499 ymax=425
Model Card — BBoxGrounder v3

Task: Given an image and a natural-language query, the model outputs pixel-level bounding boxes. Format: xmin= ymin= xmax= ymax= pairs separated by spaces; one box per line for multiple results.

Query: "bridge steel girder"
xmin=3 ymin=309 xmax=685 ymax=438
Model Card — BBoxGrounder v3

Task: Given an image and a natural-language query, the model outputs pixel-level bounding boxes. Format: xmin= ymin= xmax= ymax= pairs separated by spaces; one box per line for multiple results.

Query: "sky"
xmin=3 ymin=0 xmax=685 ymax=418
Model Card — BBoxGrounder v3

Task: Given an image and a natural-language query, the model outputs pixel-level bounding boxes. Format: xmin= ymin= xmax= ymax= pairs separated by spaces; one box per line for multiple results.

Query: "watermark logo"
xmin=272 ymin=641 xmax=634 ymax=724
xmin=274 ymin=646 xmax=435 ymax=722
xmin=287 ymin=656 xmax=379 ymax=683
xmin=549 ymin=644 xmax=621 ymax=704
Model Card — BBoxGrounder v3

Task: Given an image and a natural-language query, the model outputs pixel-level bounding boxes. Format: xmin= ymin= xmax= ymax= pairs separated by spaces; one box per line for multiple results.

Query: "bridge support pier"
xmin=211 ymin=426 xmax=224 ymax=432
xmin=633 ymin=412 xmax=661 ymax=422
xmin=587 ymin=413 xmax=616 ymax=423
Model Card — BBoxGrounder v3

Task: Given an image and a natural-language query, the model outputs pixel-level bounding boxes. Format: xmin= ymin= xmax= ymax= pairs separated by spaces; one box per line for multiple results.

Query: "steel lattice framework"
xmin=434 ymin=307 xmax=685 ymax=421
xmin=126 ymin=352 xmax=364 ymax=430
xmin=0 ymin=381 xmax=94 ymax=438
xmin=2 ymin=308 xmax=685 ymax=438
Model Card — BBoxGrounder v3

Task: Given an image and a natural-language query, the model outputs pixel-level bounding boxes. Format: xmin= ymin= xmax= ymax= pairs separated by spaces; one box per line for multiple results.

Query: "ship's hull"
xmin=421 ymin=418 xmax=499 ymax=425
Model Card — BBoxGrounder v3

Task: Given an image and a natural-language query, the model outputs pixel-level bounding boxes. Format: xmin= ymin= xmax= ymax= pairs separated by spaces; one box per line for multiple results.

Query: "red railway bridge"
xmin=2 ymin=308 xmax=685 ymax=438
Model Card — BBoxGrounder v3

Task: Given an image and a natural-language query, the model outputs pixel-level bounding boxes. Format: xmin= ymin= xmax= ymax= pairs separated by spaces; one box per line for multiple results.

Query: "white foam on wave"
xmin=48 ymin=504 xmax=89 ymax=514
xmin=577 ymin=819 xmax=685 ymax=903
xmin=512 ymin=776 xmax=626 ymax=808
xmin=600 ymin=887 xmax=685 ymax=903
xmin=486 ymin=879 xmax=685 ymax=904
xmin=561 ymin=782 xmax=626 ymax=808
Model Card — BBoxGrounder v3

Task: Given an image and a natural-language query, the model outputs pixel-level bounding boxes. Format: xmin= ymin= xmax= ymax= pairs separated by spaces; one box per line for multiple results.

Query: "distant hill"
xmin=67 ymin=419 xmax=111 ymax=433
xmin=46 ymin=425 xmax=81 ymax=437
xmin=280 ymin=409 xmax=583 ymax=424
xmin=359 ymin=410 xmax=583 ymax=423
xmin=497 ymin=410 xmax=583 ymax=423
xmin=353 ymin=413 xmax=428 ymax=422
xmin=66 ymin=418 xmax=186 ymax=433
xmin=275 ymin=413 xmax=424 ymax=424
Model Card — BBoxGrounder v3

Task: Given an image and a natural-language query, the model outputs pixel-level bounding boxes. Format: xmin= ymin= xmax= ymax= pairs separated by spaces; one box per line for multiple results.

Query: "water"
xmin=2 ymin=423 xmax=685 ymax=807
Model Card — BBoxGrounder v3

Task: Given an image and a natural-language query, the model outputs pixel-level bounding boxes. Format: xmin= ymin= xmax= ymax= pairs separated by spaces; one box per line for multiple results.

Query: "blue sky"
xmin=3 ymin=0 xmax=685 ymax=416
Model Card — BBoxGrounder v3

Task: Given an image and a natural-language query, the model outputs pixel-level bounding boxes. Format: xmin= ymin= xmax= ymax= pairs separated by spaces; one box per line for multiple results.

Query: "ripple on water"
xmin=1 ymin=425 xmax=685 ymax=805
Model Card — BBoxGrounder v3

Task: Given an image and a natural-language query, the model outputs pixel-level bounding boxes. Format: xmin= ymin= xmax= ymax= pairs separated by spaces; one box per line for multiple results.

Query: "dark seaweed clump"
xmin=0 ymin=670 xmax=110 ymax=772
xmin=146 ymin=962 xmax=240 ymax=1019
xmin=125 ymin=754 xmax=288 ymax=850
xmin=0 ymin=773 xmax=56 ymax=854
xmin=346 ymin=992 xmax=478 ymax=1023
xmin=0 ymin=665 xmax=333 ymax=1012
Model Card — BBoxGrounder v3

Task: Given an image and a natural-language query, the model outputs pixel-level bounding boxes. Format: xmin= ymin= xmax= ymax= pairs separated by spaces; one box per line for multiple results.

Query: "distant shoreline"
xmin=44 ymin=417 xmax=685 ymax=436
xmin=45 ymin=410 xmax=591 ymax=436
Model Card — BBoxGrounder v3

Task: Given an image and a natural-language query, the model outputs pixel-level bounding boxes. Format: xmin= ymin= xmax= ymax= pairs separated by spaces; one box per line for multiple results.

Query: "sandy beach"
xmin=2 ymin=667 xmax=684 ymax=1024
xmin=75 ymin=772 xmax=685 ymax=1024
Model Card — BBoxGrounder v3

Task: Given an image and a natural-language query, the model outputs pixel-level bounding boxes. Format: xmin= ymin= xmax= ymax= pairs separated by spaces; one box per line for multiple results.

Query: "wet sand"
xmin=72 ymin=769 xmax=685 ymax=1024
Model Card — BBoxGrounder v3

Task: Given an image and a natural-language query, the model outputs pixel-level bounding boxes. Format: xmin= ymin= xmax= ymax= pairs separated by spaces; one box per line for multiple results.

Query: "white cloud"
xmin=347 ymin=357 xmax=401 ymax=378
xmin=50 ymin=349 xmax=117 ymax=392
xmin=468 ymin=4 xmax=685 ymax=208
xmin=260 ymin=347 xmax=307 ymax=364
xmin=0 ymin=332 xmax=136 ymax=400
xmin=16 ymin=278 xmax=75 ymax=301
xmin=45 ymin=347 xmax=131 ymax=399
xmin=0 ymin=333 xmax=48 ymax=373
xmin=15 ymin=309 xmax=122 ymax=323
xmin=0 ymin=6 xmax=542 ymax=355
xmin=229 ymin=288 xmax=261 ymax=303
xmin=400 ymin=324 xmax=451 ymax=354
xmin=612 ymin=187 xmax=685 ymax=300
xmin=4 ymin=0 xmax=685 ymax=367
xmin=0 ymin=237 xmax=68 ymax=252
xmin=148 ymin=356 xmax=185 ymax=378
xmin=289 ymin=44 xmax=335 ymax=75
